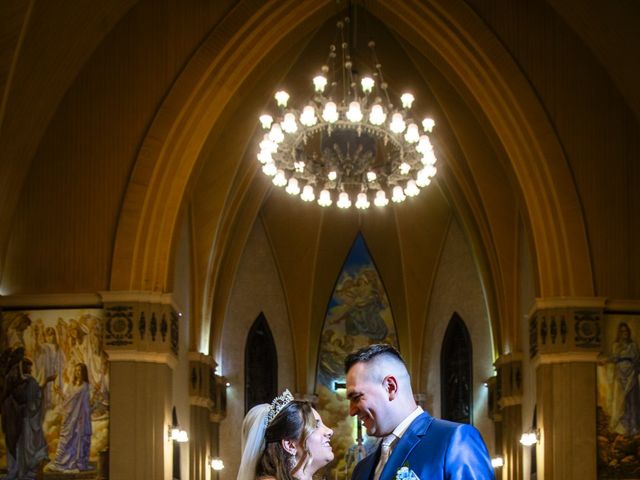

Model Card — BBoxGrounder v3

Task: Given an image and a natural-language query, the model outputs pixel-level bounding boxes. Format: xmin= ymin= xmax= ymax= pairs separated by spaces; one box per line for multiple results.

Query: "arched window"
xmin=441 ymin=313 xmax=472 ymax=424
xmin=245 ymin=313 xmax=277 ymax=413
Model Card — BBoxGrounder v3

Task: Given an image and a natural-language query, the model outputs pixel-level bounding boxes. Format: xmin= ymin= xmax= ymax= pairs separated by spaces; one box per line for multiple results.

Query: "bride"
xmin=237 ymin=390 xmax=334 ymax=480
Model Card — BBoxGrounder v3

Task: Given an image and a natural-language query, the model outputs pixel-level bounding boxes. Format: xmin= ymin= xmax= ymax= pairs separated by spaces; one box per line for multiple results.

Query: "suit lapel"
xmin=379 ymin=413 xmax=433 ymax=480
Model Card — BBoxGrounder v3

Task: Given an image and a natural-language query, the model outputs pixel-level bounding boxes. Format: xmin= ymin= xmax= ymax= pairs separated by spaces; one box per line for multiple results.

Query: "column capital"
xmin=102 ymin=292 xmax=180 ymax=366
xmin=528 ymin=299 xmax=603 ymax=361
xmin=188 ymin=352 xmax=227 ymax=422
xmin=493 ymin=352 xmax=524 ymax=410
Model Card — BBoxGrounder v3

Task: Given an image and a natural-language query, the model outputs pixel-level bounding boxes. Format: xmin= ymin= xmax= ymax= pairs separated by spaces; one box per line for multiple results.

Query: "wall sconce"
xmin=169 ymin=406 xmax=188 ymax=442
xmin=519 ymin=429 xmax=539 ymax=446
xmin=491 ymin=456 xmax=504 ymax=468
xmin=209 ymin=457 xmax=224 ymax=470
xmin=168 ymin=425 xmax=189 ymax=443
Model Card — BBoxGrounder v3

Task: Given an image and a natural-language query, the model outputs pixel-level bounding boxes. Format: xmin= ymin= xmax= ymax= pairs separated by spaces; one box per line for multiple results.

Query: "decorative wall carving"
xmin=103 ymin=298 xmax=179 ymax=361
xmin=187 ymin=353 xmax=227 ymax=422
xmin=105 ymin=305 xmax=134 ymax=346
xmin=495 ymin=354 xmax=523 ymax=409
xmin=529 ymin=307 xmax=602 ymax=358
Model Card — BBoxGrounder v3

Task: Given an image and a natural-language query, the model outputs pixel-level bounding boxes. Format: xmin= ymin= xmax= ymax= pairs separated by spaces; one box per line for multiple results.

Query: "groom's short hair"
xmin=344 ymin=343 xmax=407 ymax=374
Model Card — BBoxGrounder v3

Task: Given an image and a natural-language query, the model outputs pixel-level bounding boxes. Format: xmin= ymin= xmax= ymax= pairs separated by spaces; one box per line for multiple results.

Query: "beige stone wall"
xmin=219 ymin=218 xmax=295 ymax=480
xmin=421 ymin=217 xmax=495 ymax=455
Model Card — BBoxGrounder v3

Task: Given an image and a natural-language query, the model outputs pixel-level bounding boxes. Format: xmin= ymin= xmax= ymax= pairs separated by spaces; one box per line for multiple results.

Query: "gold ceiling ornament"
xmin=256 ymin=16 xmax=438 ymax=209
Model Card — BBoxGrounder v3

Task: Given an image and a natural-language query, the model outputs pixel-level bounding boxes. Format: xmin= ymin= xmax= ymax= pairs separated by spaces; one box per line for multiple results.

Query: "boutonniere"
xmin=396 ymin=463 xmax=420 ymax=480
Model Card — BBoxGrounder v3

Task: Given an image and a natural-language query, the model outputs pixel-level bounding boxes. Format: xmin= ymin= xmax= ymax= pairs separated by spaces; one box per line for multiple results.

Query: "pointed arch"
xmin=315 ymin=232 xmax=398 ymax=393
xmin=245 ymin=313 xmax=277 ymax=413
xmin=441 ymin=312 xmax=473 ymax=424
xmin=313 ymin=232 xmax=398 ymax=467
xmin=108 ymin=0 xmax=593 ymax=359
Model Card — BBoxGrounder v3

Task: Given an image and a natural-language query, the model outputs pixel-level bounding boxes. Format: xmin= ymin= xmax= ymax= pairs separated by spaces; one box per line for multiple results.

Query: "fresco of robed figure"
xmin=597 ymin=315 xmax=640 ymax=479
xmin=0 ymin=309 xmax=109 ymax=477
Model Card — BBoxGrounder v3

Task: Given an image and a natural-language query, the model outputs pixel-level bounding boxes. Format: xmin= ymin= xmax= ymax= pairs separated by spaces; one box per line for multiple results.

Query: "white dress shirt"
xmin=373 ymin=406 xmax=423 ymax=480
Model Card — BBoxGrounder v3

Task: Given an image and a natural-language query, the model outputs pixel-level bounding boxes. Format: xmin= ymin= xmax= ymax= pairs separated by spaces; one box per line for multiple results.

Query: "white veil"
xmin=237 ymin=403 xmax=270 ymax=480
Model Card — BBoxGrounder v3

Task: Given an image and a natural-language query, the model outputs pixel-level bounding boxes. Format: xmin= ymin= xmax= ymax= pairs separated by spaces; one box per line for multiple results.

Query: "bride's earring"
xmin=288 ymin=453 xmax=297 ymax=470
xmin=281 ymin=439 xmax=298 ymax=471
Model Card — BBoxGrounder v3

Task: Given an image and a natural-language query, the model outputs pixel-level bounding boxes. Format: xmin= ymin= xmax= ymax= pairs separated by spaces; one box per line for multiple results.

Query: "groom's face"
xmin=346 ymin=362 xmax=393 ymax=437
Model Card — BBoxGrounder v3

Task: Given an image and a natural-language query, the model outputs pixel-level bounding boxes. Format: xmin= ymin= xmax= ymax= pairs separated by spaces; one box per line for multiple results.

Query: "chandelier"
xmin=256 ymin=17 xmax=438 ymax=209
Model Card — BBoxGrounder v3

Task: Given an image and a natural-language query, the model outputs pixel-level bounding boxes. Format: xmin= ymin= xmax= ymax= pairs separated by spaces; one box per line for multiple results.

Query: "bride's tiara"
xmin=266 ymin=389 xmax=294 ymax=425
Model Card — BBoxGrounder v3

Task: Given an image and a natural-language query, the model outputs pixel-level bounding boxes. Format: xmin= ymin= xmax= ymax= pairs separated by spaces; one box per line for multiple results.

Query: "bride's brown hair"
xmin=256 ymin=400 xmax=316 ymax=480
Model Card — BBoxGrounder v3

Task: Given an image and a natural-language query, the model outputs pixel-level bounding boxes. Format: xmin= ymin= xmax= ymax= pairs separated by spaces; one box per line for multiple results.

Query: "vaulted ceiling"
xmin=1 ymin=0 xmax=638 ymax=390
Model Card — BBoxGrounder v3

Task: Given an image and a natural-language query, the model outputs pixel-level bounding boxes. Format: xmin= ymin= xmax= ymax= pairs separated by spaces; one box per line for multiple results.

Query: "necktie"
xmin=373 ymin=434 xmax=396 ymax=480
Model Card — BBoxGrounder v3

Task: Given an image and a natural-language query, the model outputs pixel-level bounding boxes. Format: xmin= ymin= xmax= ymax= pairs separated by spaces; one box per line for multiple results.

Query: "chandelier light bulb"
xmin=361 ymin=76 xmax=375 ymax=94
xmin=425 ymin=165 xmax=437 ymax=178
xmin=366 ymin=171 xmax=377 ymax=182
xmin=374 ymin=190 xmax=389 ymax=207
xmin=416 ymin=135 xmax=432 ymax=154
xmin=259 ymin=114 xmax=273 ymax=130
xmin=416 ymin=168 xmax=431 ymax=187
xmin=422 ymin=150 xmax=437 ymax=166
xmin=285 ymin=177 xmax=300 ymax=195
xmin=422 ymin=117 xmax=436 ymax=132
xmin=337 ymin=192 xmax=352 ymax=209
xmin=390 ymin=112 xmax=406 ymax=133
xmin=392 ymin=185 xmax=406 ymax=203
xmin=313 ymin=75 xmax=328 ymax=93
xmin=275 ymin=90 xmax=290 ymax=107
xmin=301 ymin=185 xmax=315 ymax=202
xmin=401 ymin=93 xmax=415 ymax=109
xmin=346 ymin=101 xmax=363 ymax=122
xmin=294 ymin=161 xmax=305 ymax=173
xmin=259 ymin=135 xmax=277 ymax=154
xmin=322 ymin=101 xmax=339 ymax=123
xmin=327 ymin=171 xmax=337 ymax=181
xmin=404 ymin=179 xmax=420 ymax=197
xmin=399 ymin=162 xmax=411 ymax=175
xmin=355 ymin=192 xmax=370 ymax=209
xmin=273 ymin=169 xmax=287 ymax=187
xmin=318 ymin=189 xmax=332 ymax=207
xmin=268 ymin=123 xmax=284 ymax=144
xmin=405 ymin=123 xmax=420 ymax=143
xmin=282 ymin=112 xmax=298 ymax=134
xmin=369 ymin=104 xmax=386 ymax=126
xmin=300 ymin=105 xmax=317 ymax=126
xmin=257 ymin=150 xmax=273 ymax=164
xmin=262 ymin=162 xmax=277 ymax=176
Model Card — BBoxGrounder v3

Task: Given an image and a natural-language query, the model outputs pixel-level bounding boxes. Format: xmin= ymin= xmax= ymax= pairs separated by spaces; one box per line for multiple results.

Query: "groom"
xmin=345 ymin=344 xmax=494 ymax=480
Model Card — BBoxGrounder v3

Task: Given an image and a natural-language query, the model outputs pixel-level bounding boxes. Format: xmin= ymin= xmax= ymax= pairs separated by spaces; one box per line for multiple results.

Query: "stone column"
xmin=529 ymin=300 xmax=603 ymax=480
xmin=102 ymin=291 xmax=179 ymax=480
xmin=486 ymin=376 xmax=502 ymax=480
xmin=188 ymin=352 xmax=214 ymax=480
xmin=188 ymin=353 xmax=228 ymax=480
xmin=494 ymin=354 xmax=523 ymax=480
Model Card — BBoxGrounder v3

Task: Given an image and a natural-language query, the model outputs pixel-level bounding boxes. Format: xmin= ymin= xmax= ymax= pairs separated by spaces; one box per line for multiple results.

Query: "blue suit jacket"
xmin=351 ymin=412 xmax=494 ymax=480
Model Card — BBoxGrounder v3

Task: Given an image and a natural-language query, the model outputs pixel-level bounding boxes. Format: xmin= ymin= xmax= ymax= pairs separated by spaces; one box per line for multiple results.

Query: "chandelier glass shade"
xmin=256 ymin=18 xmax=438 ymax=209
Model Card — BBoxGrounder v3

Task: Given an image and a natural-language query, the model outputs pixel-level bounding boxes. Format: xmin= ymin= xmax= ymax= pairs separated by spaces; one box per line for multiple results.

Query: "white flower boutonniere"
xmin=396 ymin=465 xmax=420 ymax=480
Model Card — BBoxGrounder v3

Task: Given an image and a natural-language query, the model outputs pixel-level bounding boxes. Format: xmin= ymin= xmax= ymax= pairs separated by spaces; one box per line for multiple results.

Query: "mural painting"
xmin=315 ymin=234 xmax=398 ymax=480
xmin=0 ymin=309 xmax=109 ymax=479
xmin=597 ymin=314 xmax=640 ymax=479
